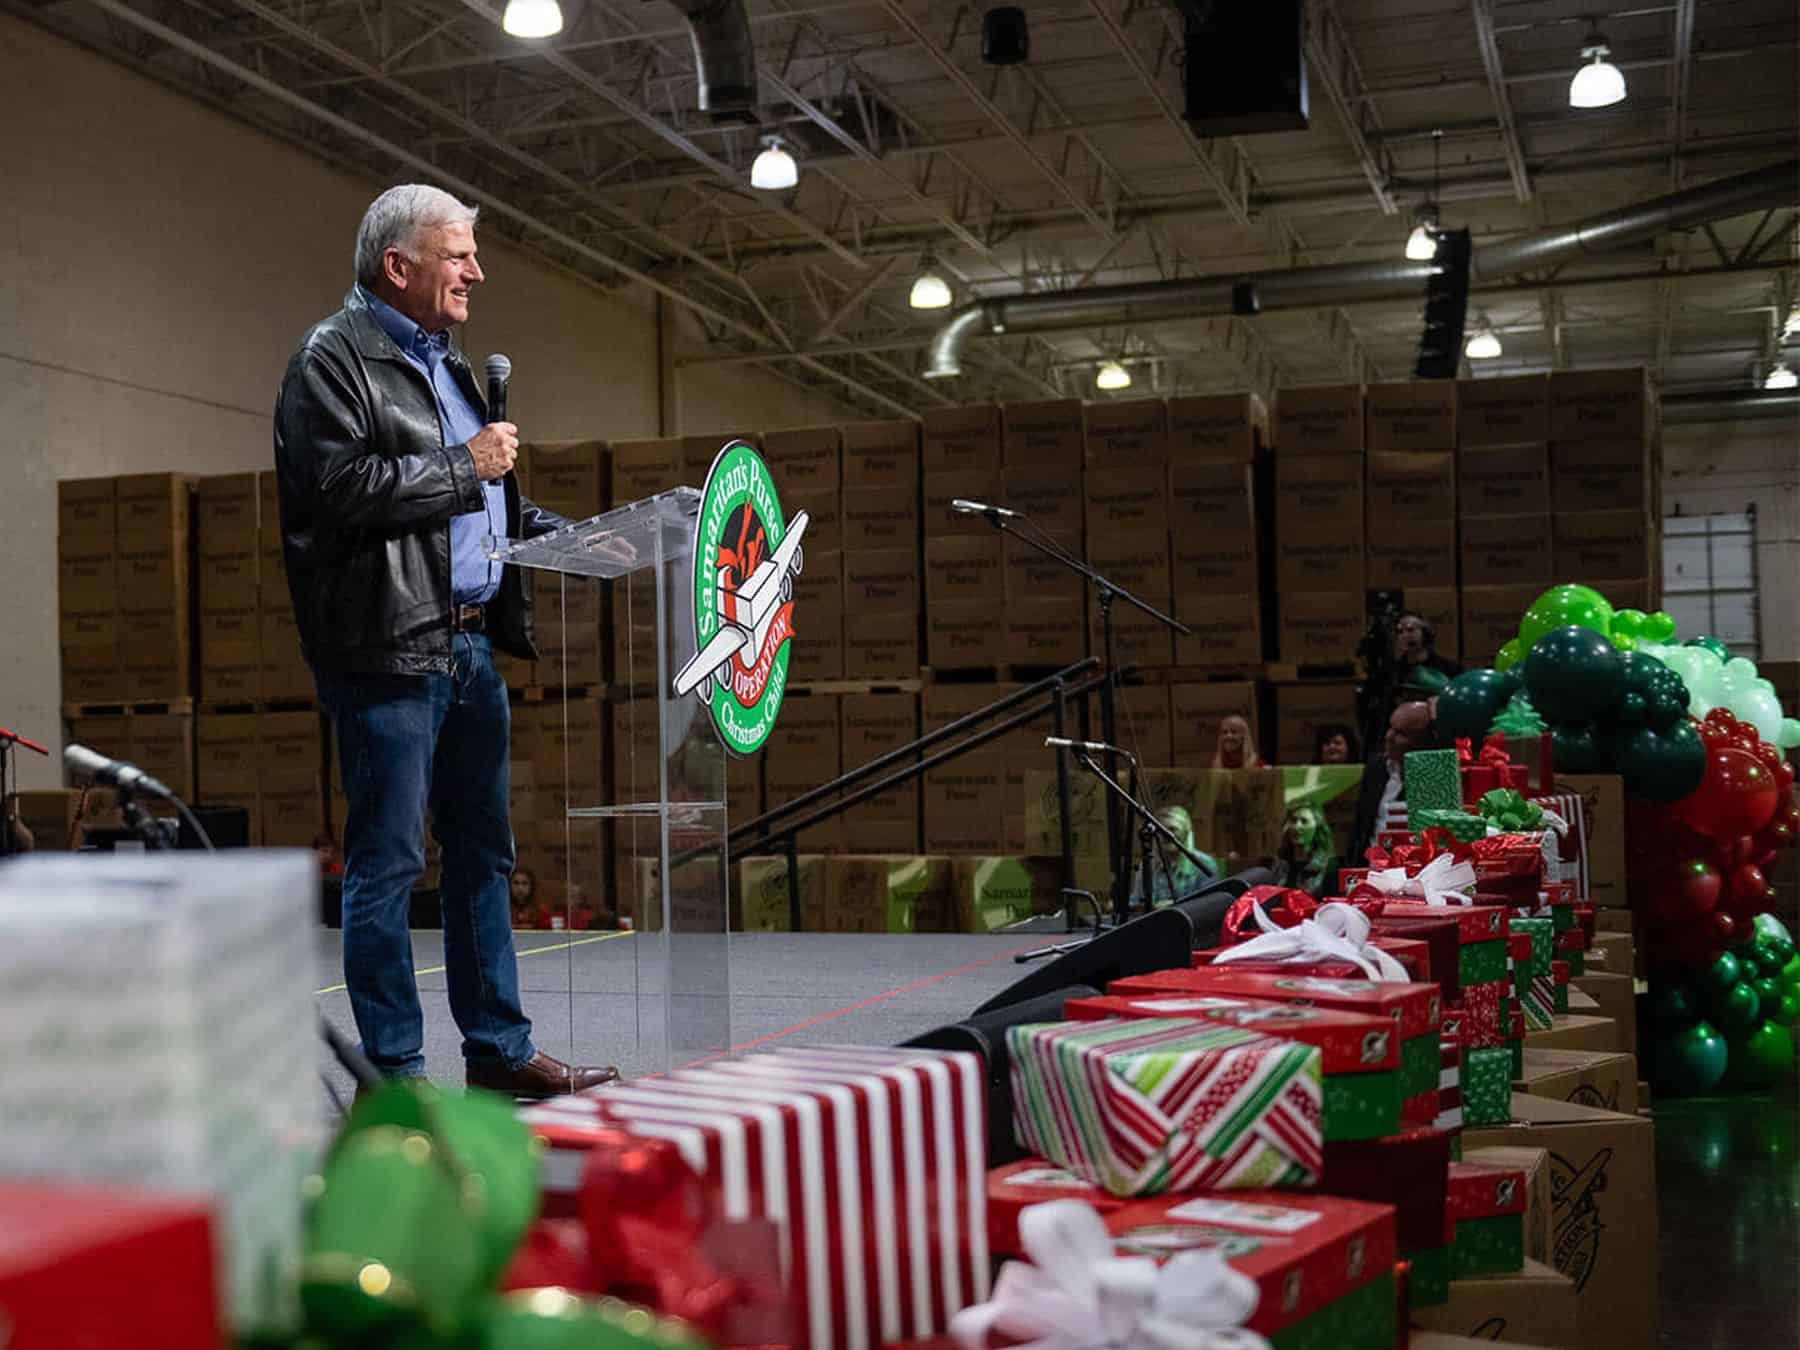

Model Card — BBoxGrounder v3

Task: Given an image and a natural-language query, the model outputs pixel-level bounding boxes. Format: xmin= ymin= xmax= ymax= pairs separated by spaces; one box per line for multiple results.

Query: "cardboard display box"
xmin=1408 ymin=587 xmax=1461 ymax=660
xmin=924 ymin=469 xmax=1005 ymax=537
xmin=1549 ymin=368 xmax=1651 ymax=444
xmin=1552 ymin=511 xmax=1651 ymax=584
xmin=1001 ymin=465 xmax=1084 ymax=538
xmin=1085 ymin=536 xmax=1173 ymax=599
xmin=760 ymin=425 xmax=842 ymax=497
xmin=928 ymin=604 xmax=1009 ymax=669
xmin=1411 ymin=1258 xmax=1580 ymax=1348
xmin=1171 ymin=536 xmax=1258 ymax=596
xmin=1172 ymin=588 xmax=1259 ymax=667
xmin=1275 ymin=681 xmax=1358 ymax=762
xmin=1004 ymin=601 xmax=1087 ymax=667
xmin=1084 ymin=467 xmax=1170 ymax=538
xmin=1170 ymin=462 xmax=1256 ymax=542
xmin=1001 ymin=399 xmax=1085 ymax=467
xmin=1275 ymin=383 xmax=1365 ymax=454
xmin=1278 ymin=591 xmax=1363 ymax=666
xmin=1367 ymin=450 xmax=1456 ymax=520
xmin=1554 ymin=774 xmax=1626 ymax=908
xmin=842 ymin=487 xmax=917 ymax=551
xmin=1091 ymin=597 xmax=1177 ymax=669
xmin=1461 ymin=514 xmax=1554 ymax=586
xmin=1459 ymin=443 xmax=1552 ymax=516
xmin=1462 ymin=585 xmax=1545 ymax=667
xmin=1366 ymin=380 xmax=1457 ymax=452
xmin=924 ymin=536 xmax=1005 ymax=607
xmin=1083 ymin=398 xmax=1168 ymax=468
xmin=922 ymin=404 xmax=1002 ymax=474
xmin=1276 ymin=453 xmax=1365 ymax=517
xmin=1367 ymin=517 xmax=1457 ymax=591
xmin=1171 ymin=683 xmax=1258 ymax=762
xmin=844 ymin=611 xmax=919 ymax=678
xmin=1515 ymin=1047 xmax=1638 ymax=1115
xmin=840 ymin=419 xmax=919 ymax=489
xmin=1458 ymin=374 xmax=1549 ymax=446
xmin=1462 ymin=1095 xmax=1657 ymax=1350
xmin=609 ymin=437 xmax=684 ymax=502
xmin=1568 ymin=973 xmax=1636 ymax=1056
xmin=526 ymin=440 xmax=606 ymax=518
xmin=58 ymin=477 xmax=117 ymax=539
xmin=789 ymin=553 xmax=844 ymax=683
xmin=1275 ymin=530 xmax=1365 ymax=594
xmin=1166 ymin=392 xmax=1267 ymax=463
xmin=683 ymin=432 xmax=756 ymax=479
xmin=1523 ymin=1015 xmax=1617 ymax=1052
xmin=844 ymin=550 xmax=921 ymax=611
xmin=1548 ymin=441 xmax=1649 ymax=514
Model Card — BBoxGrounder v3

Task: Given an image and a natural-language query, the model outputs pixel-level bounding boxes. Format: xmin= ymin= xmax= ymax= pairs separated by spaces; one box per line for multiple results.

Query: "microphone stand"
xmin=0 ymin=727 xmax=49 ymax=859
xmin=967 ymin=507 xmax=1190 ymax=927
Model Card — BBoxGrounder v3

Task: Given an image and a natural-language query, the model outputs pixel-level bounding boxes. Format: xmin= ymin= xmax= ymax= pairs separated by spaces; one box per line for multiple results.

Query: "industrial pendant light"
xmin=750 ymin=137 xmax=798 ymax=190
xmin=1765 ymin=363 xmax=1798 ymax=391
xmin=1406 ymin=129 xmax=1443 ymax=260
xmin=1465 ymin=315 xmax=1502 ymax=360
xmin=1096 ymin=360 xmax=1131 ymax=391
xmin=1569 ymin=31 xmax=1626 ymax=108
xmin=502 ymin=0 xmax=562 ymax=38
xmin=909 ymin=260 xmax=953 ymax=310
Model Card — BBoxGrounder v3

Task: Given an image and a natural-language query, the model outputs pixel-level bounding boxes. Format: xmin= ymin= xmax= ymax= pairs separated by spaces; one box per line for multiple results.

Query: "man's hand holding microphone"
xmin=468 ymin=421 xmax=518 ymax=484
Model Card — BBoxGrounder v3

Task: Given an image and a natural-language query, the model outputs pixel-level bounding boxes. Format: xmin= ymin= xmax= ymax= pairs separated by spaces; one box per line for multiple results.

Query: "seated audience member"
xmin=1275 ymin=802 xmax=1338 ymax=898
xmin=1348 ymin=699 xmax=1439 ymax=863
xmin=1210 ymin=714 xmax=1265 ymax=769
xmin=1313 ymin=723 xmax=1360 ymax=766
xmin=1130 ymin=805 xmax=1221 ymax=904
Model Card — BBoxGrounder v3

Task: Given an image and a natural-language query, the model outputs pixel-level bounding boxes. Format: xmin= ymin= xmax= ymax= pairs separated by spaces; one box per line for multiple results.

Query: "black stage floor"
xmin=315 ymin=927 xmax=1799 ymax=1349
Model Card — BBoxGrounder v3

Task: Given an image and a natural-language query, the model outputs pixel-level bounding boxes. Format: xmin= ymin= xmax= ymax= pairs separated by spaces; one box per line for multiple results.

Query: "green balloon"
xmin=1724 ymin=1019 xmax=1795 ymax=1090
xmin=1611 ymin=608 xmax=1651 ymax=639
xmin=1651 ymin=981 xmax=1697 ymax=1030
xmin=1686 ymin=636 xmax=1731 ymax=661
xmin=1612 ymin=691 xmax=1650 ymax=729
xmin=1753 ymin=913 xmax=1795 ymax=947
xmin=1520 ymin=585 xmax=1616 ymax=649
xmin=1780 ymin=993 xmax=1800 ymax=1026
xmin=1551 ymin=722 xmax=1607 ymax=772
xmin=1523 ymin=626 xmax=1624 ymax=724
xmin=1707 ymin=951 xmax=1743 ymax=991
xmin=1644 ymin=611 xmax=1678 ymax=642
xmin=1714 ymin=980 xmax=1762 ymax=1034
xmin=1615 ymin=720 xmax=1706 ymax=802
xmin=1655 ymin=1019 xmax=1729 ymax=1096
xmin=1496 ymin=638 xmax=1525 ymax=672
xmin=1754 ymin=976 xmax=1782 ymax=1006
xmin=1436 ymin=668 xmax=1521 ymax=741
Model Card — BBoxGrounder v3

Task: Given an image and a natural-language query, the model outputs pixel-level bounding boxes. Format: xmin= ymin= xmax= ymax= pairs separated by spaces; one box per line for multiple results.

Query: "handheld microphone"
xmin=64 ymin=744 xmax=176 ymax=799
xmin=485 ymin=353 xmax=511 ymax=423
xmin=949 ymin=498 xmax=1018 ymax=519
xmin=1044 ymin=736 xmax=1136 ymax=762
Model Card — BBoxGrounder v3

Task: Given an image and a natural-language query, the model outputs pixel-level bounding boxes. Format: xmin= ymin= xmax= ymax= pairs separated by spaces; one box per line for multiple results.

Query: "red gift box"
xmin=1063 ymin=992 xmax=1402 ymax=1074
xmin=1458 ymin=735 xmax=1530 ymax=804
xmin=0 ymin=1180 xmax=220 ymax=1350
xmin=1322 ymin=1126 xmax=1454 ymax=1253
xmin=1362 ymin=914 xmax=1463 ymax=1001
xmin=1401 ymin=1090 xmax=1439 ymax=1127
xmin=1110 ymin=967 xmax=1441 ymax=1043
xmin=1193 ymin=946 xmax=1371 ymax=981
xmin=1493 ymin=730 xmax=1554 ymax=791
xmin=985 ymin=1160 xmax=1122 ymax=1258
xmin=1372 ymin=902 xmax=1509 ymax=945
xmin=1445 ymin=1160 xmax=1527 ymax=1222
xmin=1453 ymin=980 xmax=1506 ymax=1049
xmin=1554 ymin=927 xmax=1587 ymax=956
xmin=1437 ymin=1036 xmax=1463 ymax=1132
xmin=1103 ymin=1192 xmax=1397 ymax=1343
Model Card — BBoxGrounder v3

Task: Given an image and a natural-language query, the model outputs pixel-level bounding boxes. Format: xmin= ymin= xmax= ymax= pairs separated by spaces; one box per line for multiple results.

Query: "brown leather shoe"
xmin=466 ymin=1051 xmax=620 ymax=1099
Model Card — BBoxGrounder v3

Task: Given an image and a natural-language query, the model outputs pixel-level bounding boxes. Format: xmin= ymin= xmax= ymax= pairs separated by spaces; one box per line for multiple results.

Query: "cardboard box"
xmin=925 ymin=536 xmax=1005 ymax=607
xmin=683 ymin=432 xmax=757 ymax=480
xmin=196 ymin=473 xmax=259 ymax=542
xmin=1587 ymin=929 xmax=1635 ymax=977
xmin=57 ymin=477 xmax=116 ymax=539
xmin=1276 ymin=453 xmax=1365 ymax=517
xmin=1083 ymin=398 xmax=1168 ymax=467
xmin=57 ymin=538 xmax=116 ymax=604
xmin=1462 ymin=1095 xmax=1658 ymax=1350
xmin=1412 ymin=1258 xmax=1580 ymax=1348
xmin=736 ymin=855 xmax=827 ymax=932
xmin=924 ymin=469 xmax=1005 ymax=537
xmin=928 ymin=604 xmax=1009 ymax=668
xmin=1554 ymin=773 xmax=1626 ymax=907
xmin=1083 ymin=467 xmax=1170 ymax=538
xmin=840 ymin=693 xmax=919 ymax=815
xmin=1005 ymin=532 xmax=1088 ymax=600
xmin=1171 ymin=535 xmax=1258 ymax=595
xmin=923 ymin=764 xmax=1006 ymax=853
xmin=609 ymin=437 xmax=685 ymax=502
xmin=1172 ymin=594 xmax=1261 ymax=668
xmin=1275 ymin=384 xmax=1364 ymax=454
xmin=1461 ymin=585 xmax=1543 ymax=666
xmin=1166 ymin=392 xmax=1267 ymax=463
xmin=1169 ymin=462 xmax=1255 ymax=542
xmin=760 ymin=425 xmax=842 ymax=496
xmin=842 ymin=487 xmax=919 ymax=551
xmin=1549 ymin=441 xmax=1649 ymax=514
xmin=844 ymin=550 xmax=921 ymax=611
xmin=118 ymin=612 xmax=191 ymax=701
xmin=261 ymin=769 xmax=326 ymax=847
xmin=1092 ymin=595 xmax=1177 ymax=668
xmin=922 ymin=404 xmax=1002 ymax=473
xmin=115 ymin=472 xmax=194 ymax=539
xmin=197 ymin=713 xmax=259 ymax=788
xmin=1084 ymin=536 xmax=1173 ymax=598
xmin=1001 ymin=465 xmax=1084 ymax=537
xmin=1002 ymin=399 xmax=1085 ymax=467
xmin=1516 ymin=1047 xmax=1638 ymax=1115
xmin=61 ymin=644 xmax=125 ymax=704
xmin=1552 ymin=511 xmax=1650 ymax=584
xmin=1568 ymin=973 xmax=1636 ymax=1055
xmin=839 ymin=420 xmax=919 ymax=489
xmin=1275 ymin=682 xmax=1358 ymax=761
xmin=1463 ymin=1144 xmax=1553 ymax=1267
xmin=843 ymin=817 xmax=920 ymax=856
xmin=129 ymin=713 xmax=196 ymax=800
xmin=1549 ymin=368 xmax=1650 ymax=444
xmin=525 ymin=440 xmax=605 ymax=518
xmin=1170 ymin=682 xmax=1258 ymax=761
xmin=1367 ymin=517 xmax=1457 ymax=591
xmin=1460 ymin=444 xmax=1551 ymax=516
xmin=1278 ymin=591 xmax=1362 ymax=666
xmin=789 ymin=553 xmax=844 ymax=683
xmin=1365 ymin=380 xmax=1456 ymax=452
xmin=1524 ymin=1015 xmax=1617 ymax=1052
xmin=1458 ymin=374 xmax=1549 ymax=446
xmin=116 ymin=536 xmax=189 ymax=617
xmin=844 ymin=611 xmax=919 ymax=677
xmin=256 ymin=471 xmax=283 ymax=547
xmin=198 ymin=542 xmax=258 ymax=613
xmin=1408 ymin=586 xmax=1461 ymax=660
xmin=1461 ymin=515 xmax=1554 ymax=586
xmin=1275 ymin=529 xmax=1364 ymax=593
xmin=1366 ymin=450 xmax=1455 ymax=520
xmin=1005 ymin=600 xmax=1087 ymax=667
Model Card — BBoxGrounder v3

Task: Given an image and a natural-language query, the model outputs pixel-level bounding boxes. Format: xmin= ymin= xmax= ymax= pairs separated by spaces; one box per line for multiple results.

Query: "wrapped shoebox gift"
xmin=1320 ymin=1125 xmax=1453 ymax=1254
xmin=1362 ymin=912 xmax=1464 ymax=1001
xmin=1409 ymin=808 xmax=1488 ymax=843
xmin=1408 ymin=1241 xmax=1454 ymax=1307
xmin=1453 ymin=978 xmax=1510 ymax=1050
xmin=1460 ymin=1046 xmax=1514 ymax=1127
xmin=1375 ymin=902 xmax=1511 ymax=988
xmin=1445 ymin=1159 xmax=1526 ymax=1276
xmin=1492 ymin=729 xmax=1554 ymax=792
xmin=1063 ymin=993 xmax=1403 ymax=1141
xmin=0 ymin=853 xmax=317 ymax=1332
xmin=1467 ymin=835 xmax=1545 ymax=902
xmin=1437 ymin=1034 xmax=1463 ymax=1133
xmin=985 ymin=1160 xmax=1121 ymax=1258
xmin=1403 ymin=748 xmax=1462 ymax=828
xmin=0 ymin=1180 xmax=221 ymax=1349
xmin=1463 ymin=1145 xmax=1551 ymax=1266
xmin=1551 ymin=959 xmax=1572 ymax=1013
xmin=1511 ymin=916 xmax=1555 ymax=1030
xmin=1008 ymin=1018 xmax=1324 ymax=1197
xmin=1196 ymin=936 xmax=1433 ymax=984
xmin=1554 ymin=925 xmax=1587 ymax=977
xmin=524 ymin=1044 xmax=989 ymax=1350
xmin=1107 ymin=967 xmax=1442 ymax=1107
xmin=1457 ymin=735 xmax=1528 ymax=803
xmin=1103 ymin=1191 xmax=1398 ymax=1349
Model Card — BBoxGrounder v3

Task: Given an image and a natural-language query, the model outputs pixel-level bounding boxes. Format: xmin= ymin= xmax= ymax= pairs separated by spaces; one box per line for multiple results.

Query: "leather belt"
xmin=452 ymin=603 xmax=486 ymax=633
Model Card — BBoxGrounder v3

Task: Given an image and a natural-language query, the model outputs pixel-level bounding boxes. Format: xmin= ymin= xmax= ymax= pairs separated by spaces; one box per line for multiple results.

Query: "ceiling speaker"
xmin=1415 ymin=228 xmax=1473 ymax=380
xmin=982 ymin=7 xmax=1028 ymax=65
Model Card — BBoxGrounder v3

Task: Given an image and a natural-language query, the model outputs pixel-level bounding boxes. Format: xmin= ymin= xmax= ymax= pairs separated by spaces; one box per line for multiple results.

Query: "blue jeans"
xmin=316 ymin=633 xmax=534 ymax=1077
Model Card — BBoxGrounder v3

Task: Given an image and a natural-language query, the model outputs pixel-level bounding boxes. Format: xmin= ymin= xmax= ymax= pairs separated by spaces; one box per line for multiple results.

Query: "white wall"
xmin=1662 ymin=415 xmax=1800 ymax=660
xmin=0 ymin=14 xmax=853 ymax=789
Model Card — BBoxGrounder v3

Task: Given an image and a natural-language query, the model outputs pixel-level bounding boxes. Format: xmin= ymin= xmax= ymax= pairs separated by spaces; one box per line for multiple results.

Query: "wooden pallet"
xmin=1132 ymin=665 xmax=1267 ymax=686
xmin=63 ymin=697 xmax=196 ymax=719
xmin=920 ymin=663 xmax=1076 ymax=687
xmin=1265 ymin=662 xmax=1360 ymax=683
xmin=786 ymin=677 xmax=922 ymax=697
xmin=196 ymin=699 xmax=319 ymax=716
xmin=514 ymin=683 xmax=605 ymax=703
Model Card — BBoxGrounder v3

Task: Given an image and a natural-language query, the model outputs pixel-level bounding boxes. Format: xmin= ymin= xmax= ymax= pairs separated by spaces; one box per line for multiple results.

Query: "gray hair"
xmin=354 ymin=184 xmax=479 ymax=287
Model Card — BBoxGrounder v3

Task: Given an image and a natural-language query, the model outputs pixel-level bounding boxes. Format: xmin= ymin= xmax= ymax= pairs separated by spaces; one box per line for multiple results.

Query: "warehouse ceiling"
xmin=13 ymin=0 xmax=1798 ymax=419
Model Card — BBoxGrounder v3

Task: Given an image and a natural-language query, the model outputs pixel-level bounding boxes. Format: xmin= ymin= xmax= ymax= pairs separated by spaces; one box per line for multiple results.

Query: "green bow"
xmin=1476 ymin=788 xmax=1543 ymax=833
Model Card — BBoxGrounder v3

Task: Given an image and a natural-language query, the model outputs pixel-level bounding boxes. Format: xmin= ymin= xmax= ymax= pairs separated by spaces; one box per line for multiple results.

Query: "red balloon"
xmin=1708 ymin=911 xmax=1737 ymax=946
xmin=1647 ymin=857 xmax=1722 ymax=924
xmin=1704 ymin=708 xmax=1739 ymax=730
xmin=1681 ymin=746 xmax=1784 ymax=839
xmin=1764 ymin=822 xmax=1795 ymax=852
xmin=1729 ymin=863 xmax=1768 ymax=902
xmin=1777 ymin=759 xmax=1797 ymax=789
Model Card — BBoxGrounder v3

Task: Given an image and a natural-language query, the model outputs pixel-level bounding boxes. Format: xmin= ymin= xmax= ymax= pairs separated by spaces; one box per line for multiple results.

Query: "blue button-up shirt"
xmin=360 ymin=285 xmax=503 ymax=606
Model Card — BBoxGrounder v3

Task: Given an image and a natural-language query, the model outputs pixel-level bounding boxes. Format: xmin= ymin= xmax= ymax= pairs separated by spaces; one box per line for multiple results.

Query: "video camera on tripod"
xmin=1355 ymin=588 xmax=1406 ymax=757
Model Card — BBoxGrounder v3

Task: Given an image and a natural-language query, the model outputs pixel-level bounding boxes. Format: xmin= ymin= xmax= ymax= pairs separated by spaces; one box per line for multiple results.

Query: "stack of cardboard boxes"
xmin=606 ymin=436 xmax=687 ymax=687
xmin=761 ymin=692 xmax=844 ymax=855
xmin=196 ymin=474 xmax=262 ymax=704
xmin=1274 ymin=386 xmax=1366 ymax=668
xmin=1549 ymin=369 xmax=1657 ymax=613
xmin=1459 ymin=375 xmax=1555 ymax=662
xmin=839 ymin=692 xmax=921 ymax=853
xmin=842 ymin=421 xmax=922 ymax=677
xmin=66 ymin=711 xmax=196 ymax=805
xmin=1000 ymin=400 xmax=1087 ymax=668
xmin=256 ymin=472 xmax=312 ymax=702
xmin=922 ymin=406 xmax=1004 ymax=669
xmin=1167 ymin=393 xmax=1265 ymax=669
xmin=57 ymin=478 xmax=122 ymax=704
xmin=767 ymin=426 xmax=847 ymax=683
xmin=1365 ymin=381 xmax=1460 ymax=661
xmin=115 ymin=473 xmax=195 ymax=703
xmin=1084 ymin=399 xmax=1174 ymax=669
xmin=524 ymin=440 xmax=606 ymax=688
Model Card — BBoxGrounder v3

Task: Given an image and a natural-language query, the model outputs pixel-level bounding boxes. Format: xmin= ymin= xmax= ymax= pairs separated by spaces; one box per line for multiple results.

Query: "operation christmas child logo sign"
xmin=672 ymin=441 xmax=810 ymax=755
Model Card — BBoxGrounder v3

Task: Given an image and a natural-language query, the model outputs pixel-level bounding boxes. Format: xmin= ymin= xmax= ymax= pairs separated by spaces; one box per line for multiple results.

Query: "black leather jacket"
xmin=273 ymin=288 xmax=567 ymax=676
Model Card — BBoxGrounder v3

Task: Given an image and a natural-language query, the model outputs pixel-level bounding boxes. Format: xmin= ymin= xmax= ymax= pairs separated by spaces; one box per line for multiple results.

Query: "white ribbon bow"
xmin=1361 ymin=851 xmax=1478 ymax=908
xmin=951 ymin=1201 xmax=1270 ymax=1350
xmin=1212 ymin=901 xmax=1412 ymax=982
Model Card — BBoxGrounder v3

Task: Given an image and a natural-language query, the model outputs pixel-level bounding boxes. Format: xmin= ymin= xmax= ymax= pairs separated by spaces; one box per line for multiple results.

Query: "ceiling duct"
xmin=923 ymin=159 xmax=1799 ymax=378
xmin=668 ymin=0 xmax=757 ymax=116
xmin=1662 ymin=389 xmax=1800 ymax=422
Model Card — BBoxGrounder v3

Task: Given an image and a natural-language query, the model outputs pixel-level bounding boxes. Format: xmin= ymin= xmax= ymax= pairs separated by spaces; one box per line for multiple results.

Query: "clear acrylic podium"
xmin=490 ymin=487 xmax=729 ymax=1073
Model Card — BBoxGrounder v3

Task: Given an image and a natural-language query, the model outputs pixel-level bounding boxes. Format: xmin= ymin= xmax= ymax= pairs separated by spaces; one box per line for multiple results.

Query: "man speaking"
xmin=274 ymin=183 xmax=616 ymax=1096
